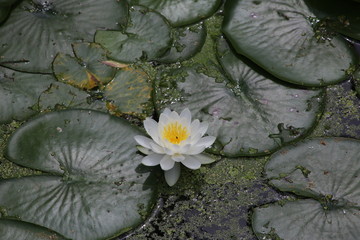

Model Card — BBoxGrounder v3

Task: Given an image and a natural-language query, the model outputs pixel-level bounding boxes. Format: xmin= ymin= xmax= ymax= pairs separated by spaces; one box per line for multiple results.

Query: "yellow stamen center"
xmin=162 ymin=121 xmax=189 ymax=144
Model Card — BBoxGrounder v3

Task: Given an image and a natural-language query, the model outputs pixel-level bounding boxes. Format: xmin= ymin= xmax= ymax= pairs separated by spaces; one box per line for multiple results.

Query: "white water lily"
xmin=134 ymin=108 xmax=216 ymax=186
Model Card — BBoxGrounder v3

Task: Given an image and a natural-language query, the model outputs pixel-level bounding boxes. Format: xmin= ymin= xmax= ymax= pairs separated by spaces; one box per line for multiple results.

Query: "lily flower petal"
xmin=171 ymin=154 xmax=185 ymax=162
xmin=142 ymin=154 xmax=163 ymax=166
xmin=164 ymin=162 xmax=181 ymax=186
xmin=149 ymin=142 xmax=165 ymax=154
xmin=137 ymin=146 xmax=152 ymax=155
xmin=194 ymin=154 xmax=216 ymax=164
xmin=195 ymin=136 xmax=216 ymax=148
xmin=181 ymin=156 xmax=201 ymax=170
xmin=180 ymin=108 xmax=191 ymax=120
xmin=190 ymin=119 xmax=200 ymax=132
xmin=176 ymin=144 xmax=191 ymax=154
xmin=180 ymin=108 xmax=191 ymax=127
xmin=163 ymin=146 xmax=175 ymax=155
xmin=169 ymin=109 xmax=180 ymax=120
xmin=168 ymin=143 xmax=190 ymax=154
xmin=135 ymin=108 xmax=216 ymax=186
xmin=159 ymin=109 xmax=171 ymax=128
xmin=144 ymin=118 xmax=161 ymax=144
xmin=189 ymin=132 xmax=203 ymax=145
xmin=160 ymin=155 xmax=175 ymax=170
xmin=198 ymin=122 xmax=209 ymax=136
xmin=187 ymin=145 xmax=206 ymax=155
xmin=134 ymin=135 xmax=154 ymax=149
xmin=162 ymin=108 xmax=172 ymax=116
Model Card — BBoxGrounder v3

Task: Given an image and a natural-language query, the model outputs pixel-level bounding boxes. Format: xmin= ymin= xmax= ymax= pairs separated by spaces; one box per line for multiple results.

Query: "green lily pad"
xmin=305 ymin=0 xmax=360 ymax=41
xmin=53 ymin=43 xmax=116 ymax=90
xmin=130 ymin=0 xmax=221 ymax=27
xmin=38 ymin=81 xmax=107 ymax=112
xmin=0 ymin=67 xmax=54 ymax=123
xmin=265 ymin=138 xmax=360 ymax=199
xmin=0 ymin=66 xmax=106 ymax=123
xmin=156 ymin=22 xmax=207 ymax=63
xmin=2 ymin=110 xmax=157 ymax=240
xmin=0 ymin=219 xmax=68 ymax=240
xmin=252 ymin=137 xmax=360 ymax=240
xmin=0 ymin=0 xmax=128 ymax=73
xmin=154 ymin=38 xmax=323 ymax=157
xmin=104 ymin=66 xmax=153 ymax=118
xmin=95 ymin=6 xmax=171 ymax=63
xmin=253 ymin=199 xmax=360 ymax=240
xmin=222 ymin=0 xmax=358 ymax=86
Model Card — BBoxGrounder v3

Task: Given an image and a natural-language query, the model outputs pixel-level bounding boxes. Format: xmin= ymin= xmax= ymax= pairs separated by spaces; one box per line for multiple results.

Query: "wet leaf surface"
xmin=95 ymin=6 xmax=171 ymax=63
xmin=104 ymin=66 xmax=153 ymax=118
xmin=1 ymin=2 xmax=360 ymax=240
xmin=222 ymin=0 xmax=358 ymax=86
xmin=253 ymin=137 xmax=360 ymax=240
xmin=2 ymin=110 xmax=158 ymax=240
xmin=38 ymin=81 xmax=107 ymax=112
xmin=0 ymin=219 xmax=68 ymax=240
xmin=253 ymin=199 xmax=360 ymax=240
xmin=130 ymin=0 xmax=221 ymax=27
xmin=0 ymin=0 xmax=128 ymax=73
xmin=0 ymin=67 xmax=54 ymax=123
xmin=154 ymin=38 xmax=324 ymax=156
xmin=53 ymin=43 xmax=116 ymax=90
xmin=0 ymin=66 xmax=106 ymax=124
xmin=155 ymin=22 xmax=207 ymax=63
xmin=265 ymin=138 xmax=360 ymax=199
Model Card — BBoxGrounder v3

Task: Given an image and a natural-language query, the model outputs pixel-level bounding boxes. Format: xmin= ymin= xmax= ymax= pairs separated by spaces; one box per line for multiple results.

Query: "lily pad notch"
xmin=1 ymin=109 xmax=158 ymax=240
xmin=252 ymin=138 xmax=360 ymax=240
